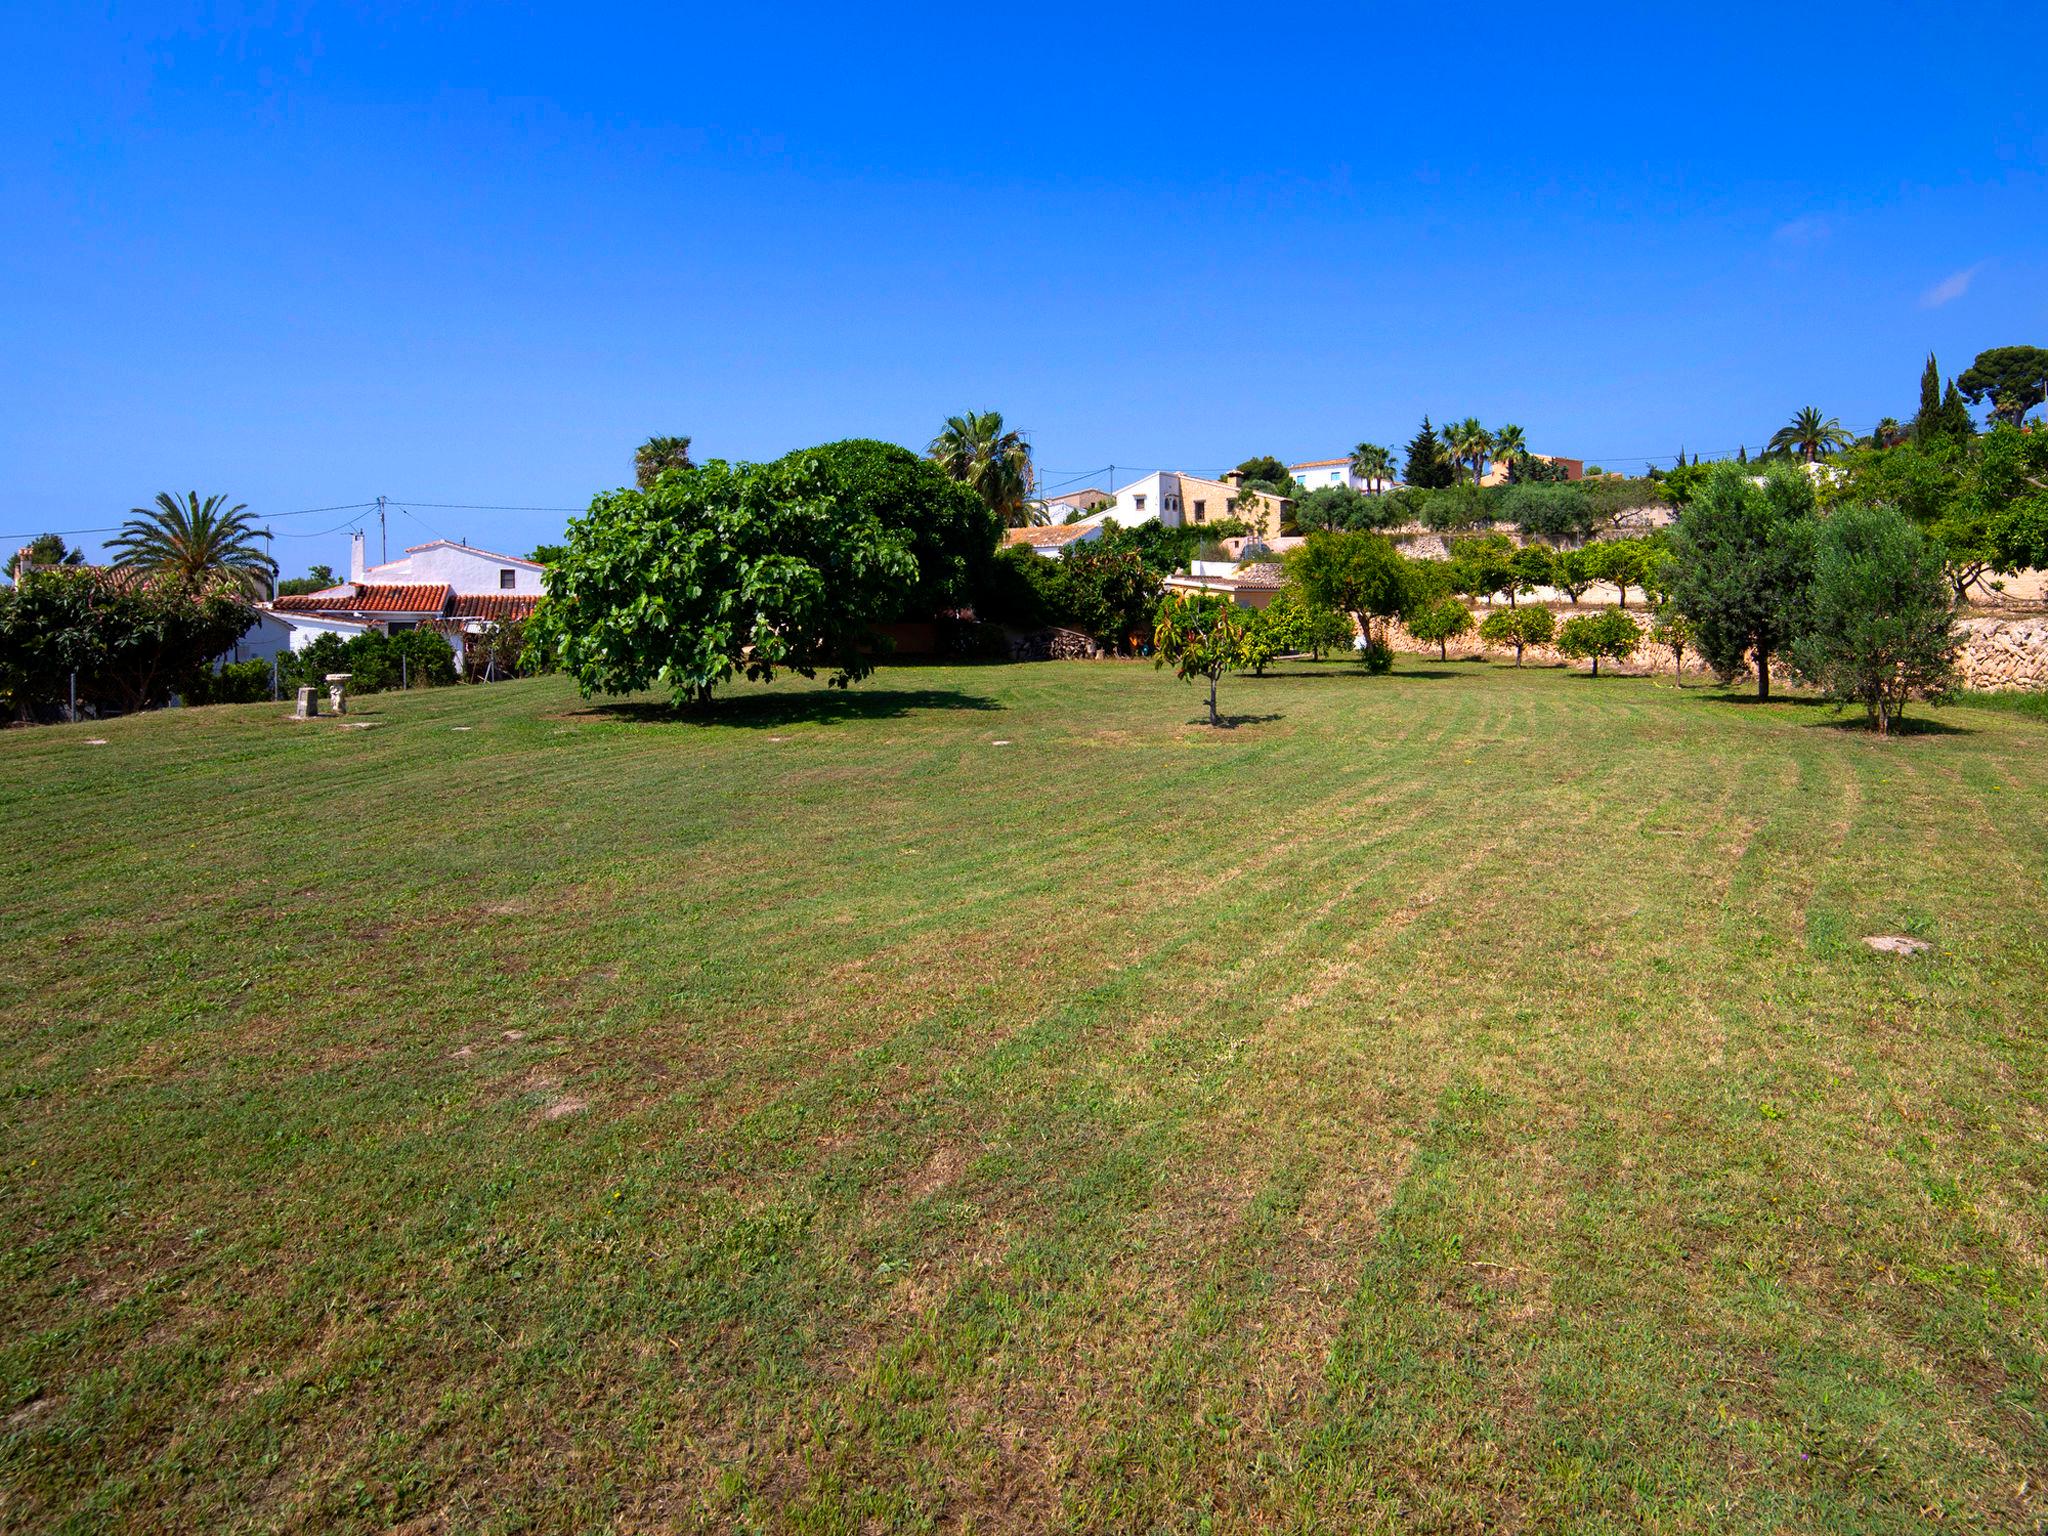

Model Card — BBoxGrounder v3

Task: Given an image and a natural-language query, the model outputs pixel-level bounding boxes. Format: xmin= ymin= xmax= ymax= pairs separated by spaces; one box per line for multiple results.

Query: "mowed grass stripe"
xmin=3 ymin=662 xmax=2045 ymax=1533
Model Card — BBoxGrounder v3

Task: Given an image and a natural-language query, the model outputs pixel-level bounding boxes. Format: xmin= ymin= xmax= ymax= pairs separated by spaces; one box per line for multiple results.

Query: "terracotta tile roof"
xmin=1004 ymin=523 xmax=1100 ymax=548
xmin=272 ymin=583 xmax=452 ymax=614
xmin=448 ymin=592 xmax=542 ymax=622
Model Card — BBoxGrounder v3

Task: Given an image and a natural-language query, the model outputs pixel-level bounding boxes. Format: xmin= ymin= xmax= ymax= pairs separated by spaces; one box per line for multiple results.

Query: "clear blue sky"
xmin=3 ymin=3 xmax=2042 ymax=577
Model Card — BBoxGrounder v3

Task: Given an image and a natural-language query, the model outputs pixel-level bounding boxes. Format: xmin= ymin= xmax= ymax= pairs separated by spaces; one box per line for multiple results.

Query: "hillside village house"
xmin=1478 ymin=453 xmax=1585 ymax=487
xmin=1003 ymin=516 xmax=1113 ymax=557
xmin=1108 ymin=471 xmax=1290 ymax=539
xmin=1035 ymin=487 xmax=1114 ymax=520
xmin=255 ymin=531 xmax=544 ymax=666
xmin=1287 ymin=457 xmax=1402 ymax=493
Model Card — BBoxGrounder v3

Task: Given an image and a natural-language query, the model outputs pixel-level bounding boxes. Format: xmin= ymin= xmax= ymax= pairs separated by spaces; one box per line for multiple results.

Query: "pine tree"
xmin=1737 ymin=444 xmax=1748 ymax=465
xmin=1915 ymin=353 xmax=1942 ymax=437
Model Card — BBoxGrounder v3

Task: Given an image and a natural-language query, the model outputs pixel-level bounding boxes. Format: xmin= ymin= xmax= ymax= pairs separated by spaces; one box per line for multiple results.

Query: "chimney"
xmin=349 ymin=530 xmax=368 ymax=584
xmin=1222 ymin=469 xmax=1245 ymax=488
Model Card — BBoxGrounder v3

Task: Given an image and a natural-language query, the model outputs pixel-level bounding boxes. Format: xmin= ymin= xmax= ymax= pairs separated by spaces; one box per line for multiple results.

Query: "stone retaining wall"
xmin=1386 ymin=607 xmax=2048 ymax=691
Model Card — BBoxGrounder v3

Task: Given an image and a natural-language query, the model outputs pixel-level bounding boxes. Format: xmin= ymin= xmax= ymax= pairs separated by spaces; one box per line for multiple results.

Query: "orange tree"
xmin=1153 ymin=592 xmax=1256 ymax=727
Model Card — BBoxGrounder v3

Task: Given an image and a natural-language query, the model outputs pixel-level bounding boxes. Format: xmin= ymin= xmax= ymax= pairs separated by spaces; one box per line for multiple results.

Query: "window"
xmin=1134 ymin=494 xmax=1146 ymax=512
xmin=386 ymin=620 xmax=416 ymax=632
xmin=500 ymin=569 xmax=516 ymax=589
xmin=1193 ymin=500 xmax=1206 ymax=521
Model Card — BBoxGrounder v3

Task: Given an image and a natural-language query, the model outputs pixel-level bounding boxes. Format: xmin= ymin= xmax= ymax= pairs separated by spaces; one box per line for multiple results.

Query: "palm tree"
xmin=928 ymin=410 xmax=1035 ymax=527
xmin=1349 ymin=441 xmax=1395 ymax=493
xmin=634 ymin=435 xmax=695 ymax=489
xmin=108 ymin=492 xmax=275 ymax=594
xmin=1873 ymin=417 xmax=1905 ymax=449
xmin=1445 ymin=417 xmax=1493 ymax=487
xmin=1490 ymin=423 xmax=1527 ymax=477
xmin=1767 ymin=407 xmax=1850 ymax=463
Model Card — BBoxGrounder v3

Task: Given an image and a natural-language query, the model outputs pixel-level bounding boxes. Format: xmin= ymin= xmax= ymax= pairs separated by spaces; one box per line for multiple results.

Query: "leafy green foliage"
xmin=1476 ymin=604 xmax=1553 ymax=664
xmin=1095 ymin=516 xmax=1249 ymax=579
xmin=1842 ymin=435 xmax=2007 ymax=600
xmin=279 ymin=628 xmax=458 ymax=695
xmin=1284 ymin=531 xmax=1417 ymax=649
xmin=528 ymin=454 xmax=921 ymax=709
xmin=773 ymin=439 xmax=998 ymax=616
xmin=1291 ymin=485 xmax=1394 ymax=533
xmin=1649 ymin=609 xmax=1695 ymax=682
xmin=1500 ymin=483 xmax=1595 ymax=540
xmin=1152 ymin=592 xmax=1257 ymax=725
xmin=1510 ymin=544 xmax=1554 ymax=601
xmin=1060 ymin=544 xmax=1160 ymax=654
xmin=1262 ymin=587 xmax=1354 ymax=659
xmin=1666 ymin=466 xmax=1818 ymax=699
xmin=1584 ymin=538 xmax=1652 ymax=609
xmin=1232 ymin=455 xmax=1295 ymax=495
xmin=1956 ymin=345 xmax=2048 ymax=427
xmin=0 ymin=567 xmax=255 ymax=719
xmin=1981 ymin=425 xmax=2048 ymax=573
xmin=1767 ymin=408 xmax=1851 ymax=463
xmin=1789 ymin=502 xmax=1960 ymax=734
xmin=1447 ymin=534 xmax=1515 ymax=604
xmin=1407 ymin=596 xmax=1475 ymax=659
xmin=1550 ymin=546 xmax=1597 ymax=603
xmin=1555 ymin=608 xmax=1642 ymax=676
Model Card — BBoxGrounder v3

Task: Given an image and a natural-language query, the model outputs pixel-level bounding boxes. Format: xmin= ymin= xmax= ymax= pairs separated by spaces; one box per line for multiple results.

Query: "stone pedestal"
xmin=294 ymin=686 xmax=317 ymax=719
xmin=325 ymin=672 xmax=352 ymax=716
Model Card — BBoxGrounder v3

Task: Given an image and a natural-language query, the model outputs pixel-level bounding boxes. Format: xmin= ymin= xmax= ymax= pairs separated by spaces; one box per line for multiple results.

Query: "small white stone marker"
xmin=1863 ymin=934 xmax=1932 ymax=957
xmin=85 ymin=738 xmax=108 ymax=746
xmin=451 ymin=726 xmax=472 ymax=731
xmin=991 ymin=739 xmax=1012 ymax=746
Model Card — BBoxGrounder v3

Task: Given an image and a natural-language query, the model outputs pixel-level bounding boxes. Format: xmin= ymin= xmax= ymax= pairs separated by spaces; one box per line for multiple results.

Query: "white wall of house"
xmin=1290 ymin=461 xmax=1362 ymax=491
xmin=1110 ymin=472 xmax=1172 ymax=527
xmin=351 ymin=533 xmax=543 ymax=594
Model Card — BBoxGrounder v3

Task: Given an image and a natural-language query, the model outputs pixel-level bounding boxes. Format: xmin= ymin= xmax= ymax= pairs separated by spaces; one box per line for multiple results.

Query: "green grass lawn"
xmin=3 ymin=660 xmax=2044 ymax=1533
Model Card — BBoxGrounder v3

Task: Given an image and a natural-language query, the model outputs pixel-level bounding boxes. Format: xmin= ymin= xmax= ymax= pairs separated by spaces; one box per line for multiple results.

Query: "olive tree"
xmin=1789 ymin=502 xmax=1960 ymax=735
xmin=1666 ymin=464 xmax=1818 ymax=700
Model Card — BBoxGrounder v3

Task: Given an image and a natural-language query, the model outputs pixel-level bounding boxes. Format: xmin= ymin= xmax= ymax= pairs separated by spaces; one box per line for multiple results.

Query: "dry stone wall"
xmin=1387 ymin=605 xmax=2048 ymax=691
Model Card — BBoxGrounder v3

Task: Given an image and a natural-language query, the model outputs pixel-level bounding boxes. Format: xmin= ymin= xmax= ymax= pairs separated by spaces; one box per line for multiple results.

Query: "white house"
xmin=1288 ymin=457 xmax=1403 ymax=494
xmin=260 ymin=533 xmax=545 ymax=665
xmin=346 ymin=531 xmax=544 ymax=594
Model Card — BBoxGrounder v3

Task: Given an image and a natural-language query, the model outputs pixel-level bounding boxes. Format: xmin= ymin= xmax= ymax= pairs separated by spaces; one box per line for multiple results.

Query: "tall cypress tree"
xmin=1914 ymin=353 xmax=1942 ymax=440
xmin=1737 ymin=444 xmax=1748 ymax=465
xmin=1938 ymin=380 xmax=1976 ymax=441
xmin=1402 ymin=416 xmax=1455 ymax=490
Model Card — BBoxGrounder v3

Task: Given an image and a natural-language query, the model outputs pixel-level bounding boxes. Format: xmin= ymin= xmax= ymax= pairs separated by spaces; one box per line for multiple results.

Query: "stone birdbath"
xmin=325 ymin=673 xmax=352 ymax=716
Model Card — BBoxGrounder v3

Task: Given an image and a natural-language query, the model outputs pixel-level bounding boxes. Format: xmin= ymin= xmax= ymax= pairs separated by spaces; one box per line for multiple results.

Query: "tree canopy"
xmin=1284 ymin=531 xmax=1417 ymax=648
xmin=1956 ymin=345 xmax=2048 ymax=428
xmin=1555 ymin=608 xmax=1642 ymax=676
xmin=528 ymin=452 xmax=925 ymax=708
xmin=1789 ymin=502 xmax=1959 ymax=734
xmin=1153 ymin=593 xmax=1256 ymax=726
xmin=0 ymin=567 xmax=254 ymax=720
xmin=1232 ymin=456 xmax=1294 ymax=494
xmin=1666 ymin=464 xmax=1818 ymax=700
